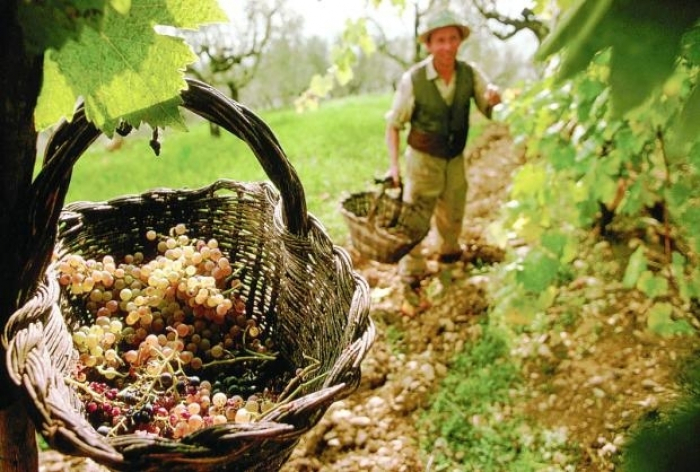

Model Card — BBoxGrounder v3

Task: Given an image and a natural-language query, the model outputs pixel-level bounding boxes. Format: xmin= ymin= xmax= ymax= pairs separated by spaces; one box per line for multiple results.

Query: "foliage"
xmin=31 ymin=0 xmax=226 ymax=135
xmin=295 ymin=17 xmax=379 ymax=111
xmin=491 ymin=19 xmax=700 ymax=334
xmin=295 ymin=0 xmax=406 ymax=110
xmin=537 ymin=0 xmax=700 ymax=138
xmin=621 ymin=359 xmax=700 ymax=472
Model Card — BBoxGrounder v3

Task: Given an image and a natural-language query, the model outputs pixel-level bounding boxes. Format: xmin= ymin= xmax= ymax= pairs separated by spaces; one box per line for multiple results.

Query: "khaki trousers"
xmin=398 ymin=147 xmax=466 ymax=277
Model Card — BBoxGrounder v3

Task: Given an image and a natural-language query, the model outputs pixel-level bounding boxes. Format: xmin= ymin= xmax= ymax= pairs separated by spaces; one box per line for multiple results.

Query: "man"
xmin=384 ymin=9 xmax=502 ymax=288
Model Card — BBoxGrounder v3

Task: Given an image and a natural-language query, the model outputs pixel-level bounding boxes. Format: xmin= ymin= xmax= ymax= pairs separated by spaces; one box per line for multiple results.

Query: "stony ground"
xmin=40 ymin=122 xmax=700 ymax=472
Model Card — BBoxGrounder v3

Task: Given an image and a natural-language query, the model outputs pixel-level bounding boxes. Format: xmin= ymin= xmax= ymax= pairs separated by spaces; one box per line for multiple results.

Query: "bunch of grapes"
xmin=57 ymin=224 xmax=288 ymax=439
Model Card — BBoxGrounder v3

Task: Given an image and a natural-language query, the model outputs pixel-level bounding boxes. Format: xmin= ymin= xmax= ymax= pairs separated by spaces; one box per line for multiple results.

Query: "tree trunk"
xmin=0 ymin=1 xmax=45 ymax=471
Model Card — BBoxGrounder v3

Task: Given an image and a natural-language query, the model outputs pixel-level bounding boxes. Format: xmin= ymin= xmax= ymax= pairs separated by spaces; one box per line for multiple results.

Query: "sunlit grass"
xmin=57 ymin=93 xmax=393 ymax=244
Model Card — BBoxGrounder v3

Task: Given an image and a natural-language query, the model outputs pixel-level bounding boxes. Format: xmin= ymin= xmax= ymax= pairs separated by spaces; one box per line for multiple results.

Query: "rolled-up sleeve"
xmin=385 ymin=71 xmax=414 ymax=131
xmin=471 ymin=64 xmax=494 ymax=117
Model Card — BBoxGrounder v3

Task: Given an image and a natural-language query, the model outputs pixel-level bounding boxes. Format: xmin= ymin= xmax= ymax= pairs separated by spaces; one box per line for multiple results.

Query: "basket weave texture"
xmin=340 ymin=183 xmax=430 ymax=264
xmin=3 ymin=79 xmax=375 ymax=471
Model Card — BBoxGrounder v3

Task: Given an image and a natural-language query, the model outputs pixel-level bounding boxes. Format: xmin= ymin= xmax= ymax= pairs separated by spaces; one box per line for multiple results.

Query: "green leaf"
xmin=677 ymin=83 xmax=700 ymax=144
xmin=607 ymin=7 xmax=687 ymax=117
xmin=537 ymin=0 xmax=700 ymax=117
xmin=622 ymin=246 xmax=647 ymax=288
xmin=35 ymin=0 xmax=226 ymax=134
xmin=517 ymin=250 xmax=560 ymax=293
xmin=619 ymin=175 xmax=655 ymax=216
xmin=308 ymin=73 xmax=335 ymax=98
xmin=647 ymin=302 xmax=694 ymax=337
xmin=511 ymin=163 xmax=547 ymax=200
xmin=536 ymin=0 xmax=614 ymax=76
xmin=614 ymin=126 xmax=646 ymax=155
xmin=34 ymin=56 xmax=79 ymax=128
xmin=636 ymin=271 xmax=669 ymax=299
xmin=335 ymin=65 xmax=355 ymax=87
xmin=667 ymin=181 xmax=693 ymax=210
xmin=110 ymin=0 xmax=132 ymax=15
xmin=18 ymin=0 xmax=109 ymax=53
xmin=541 ymin=231 xmax=567 ymax=258
xmin=548 ymin=143 xmax=576 ymax=172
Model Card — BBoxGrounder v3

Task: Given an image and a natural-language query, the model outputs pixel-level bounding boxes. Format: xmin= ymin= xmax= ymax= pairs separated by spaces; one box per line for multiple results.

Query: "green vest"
xmin=407 ymin=60 xmax=474 ymax=159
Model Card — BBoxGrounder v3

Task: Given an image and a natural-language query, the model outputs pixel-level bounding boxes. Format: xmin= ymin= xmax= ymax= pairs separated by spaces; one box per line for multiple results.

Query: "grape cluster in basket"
xmin=56 ymin=224 xmax=298 ymax=439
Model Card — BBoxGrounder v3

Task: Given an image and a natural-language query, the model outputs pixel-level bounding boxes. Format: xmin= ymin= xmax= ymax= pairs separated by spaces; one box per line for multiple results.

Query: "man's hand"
xmin=485 ymin=84 xmax=502 ymax=107
xmin=385 ymin=166 xmax=401 ymax=188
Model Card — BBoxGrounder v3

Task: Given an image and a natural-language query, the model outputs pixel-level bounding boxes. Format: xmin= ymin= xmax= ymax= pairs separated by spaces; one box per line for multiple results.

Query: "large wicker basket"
xmin=340 ymin=181 xmax=429 ymax=264
xmin=3 ymin=79 xmax=375 ymax=471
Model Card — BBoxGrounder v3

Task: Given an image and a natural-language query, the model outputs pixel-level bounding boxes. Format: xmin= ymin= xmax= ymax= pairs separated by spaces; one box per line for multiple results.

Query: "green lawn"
xmin=56 ymin=93 xmax=393 ymax=245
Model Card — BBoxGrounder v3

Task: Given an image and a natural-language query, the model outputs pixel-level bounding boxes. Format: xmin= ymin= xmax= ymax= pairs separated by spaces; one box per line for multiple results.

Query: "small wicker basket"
xmin=3 ymin=79 xmax=375 ymax=471
xmin=340 ymin=181 xmax=429 ymax=264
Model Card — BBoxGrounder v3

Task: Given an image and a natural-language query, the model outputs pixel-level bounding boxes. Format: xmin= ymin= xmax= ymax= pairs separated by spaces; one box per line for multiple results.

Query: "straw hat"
xmin=418 ymin=10 xmax=471 ymax=43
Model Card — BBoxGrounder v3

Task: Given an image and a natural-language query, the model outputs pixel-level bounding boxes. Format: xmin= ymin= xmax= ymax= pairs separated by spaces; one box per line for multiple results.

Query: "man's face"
xmin=425 ymin=26 xmax=462 ymax=64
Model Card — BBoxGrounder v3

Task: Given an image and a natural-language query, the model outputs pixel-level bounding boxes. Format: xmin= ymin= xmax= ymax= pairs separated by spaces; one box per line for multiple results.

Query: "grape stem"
xmin=65 ymin=377 xmax=107 ymax=403
xmin=277 ymin=355 xmax=323 ymax=404
xmin=201 ymin=352 xmax=277 ymax=370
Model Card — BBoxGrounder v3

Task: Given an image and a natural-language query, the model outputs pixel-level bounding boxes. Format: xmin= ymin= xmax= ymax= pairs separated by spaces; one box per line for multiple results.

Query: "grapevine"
xmin=492 ymin=33 xmax=700 ymax=333
xmin=56 ymin=224 xmax=305 ymax=439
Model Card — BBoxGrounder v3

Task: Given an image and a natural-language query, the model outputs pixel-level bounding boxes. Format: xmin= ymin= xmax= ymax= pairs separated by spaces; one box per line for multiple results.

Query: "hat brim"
xmin=419 ymin=24 xmax=471 ymax=43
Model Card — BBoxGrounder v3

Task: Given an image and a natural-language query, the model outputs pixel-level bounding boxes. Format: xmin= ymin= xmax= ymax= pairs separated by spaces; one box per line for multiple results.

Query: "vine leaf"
xmin=35 ymin=0 xmax=226 ymax=135
xmin=517 ymin=250 xmax=559 ymax=293
xmin=622 ymin=246 xmax=647 ymax=289
xmin=18 ymin=0 xmax=110 ymax=53
xmin=537 ymin=0 xmax=700 ymax=117
xmin=678 ymin=80 xmax=700 ymax=144
xmin=636 ymin=271 xmax=669 ymax=299
xmin=647 ymin=302 xmax=694 ymax=337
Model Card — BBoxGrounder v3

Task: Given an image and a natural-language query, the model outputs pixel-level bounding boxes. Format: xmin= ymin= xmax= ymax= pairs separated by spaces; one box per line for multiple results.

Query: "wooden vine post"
xmin=0 ymin=1 xmax=44 ymax=471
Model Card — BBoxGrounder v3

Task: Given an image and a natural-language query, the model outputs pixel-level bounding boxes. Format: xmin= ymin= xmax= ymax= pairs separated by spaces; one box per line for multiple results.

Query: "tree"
xmin=244 ymin=34 xmax=330 ymax=109
xmin=183 ymin=0 xmax=289 ymax=102
xmin=0 ymin=2 xmax=225 ymax=470
xmin=472 ymin=0 xmax=550 ymax=43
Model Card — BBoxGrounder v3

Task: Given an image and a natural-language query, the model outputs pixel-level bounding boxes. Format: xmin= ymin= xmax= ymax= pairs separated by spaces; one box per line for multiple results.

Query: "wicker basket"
xmin=3 ymin=79 xmax=375 ymax=471
xmin=340 ymin=181 xmax=429 ymax=264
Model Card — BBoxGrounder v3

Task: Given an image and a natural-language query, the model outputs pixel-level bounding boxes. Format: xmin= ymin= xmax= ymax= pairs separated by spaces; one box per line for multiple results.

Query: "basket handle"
xmin=22 ymin=78 xmax=309 ymax=301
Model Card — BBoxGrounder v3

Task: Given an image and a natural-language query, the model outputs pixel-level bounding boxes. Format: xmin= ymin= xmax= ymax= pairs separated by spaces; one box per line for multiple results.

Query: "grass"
xmin=419 ymin=321 xmax=577 ymax=471
xmin=55 ymin=93 xmax=393 ymax=244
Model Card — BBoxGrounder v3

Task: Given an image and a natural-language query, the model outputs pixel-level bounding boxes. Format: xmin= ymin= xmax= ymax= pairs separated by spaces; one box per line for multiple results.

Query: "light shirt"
xmin=385 ymin=55 xmax=493 ymax=131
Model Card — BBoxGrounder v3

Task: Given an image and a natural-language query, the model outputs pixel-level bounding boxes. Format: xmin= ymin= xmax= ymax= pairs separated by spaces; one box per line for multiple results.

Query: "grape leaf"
xmin=622 ymin=245 xmax=647 ymax=288
xmin=536 ymin=0 xmax=614 ymax=79
xmin=647 ymin=302 xmax=694 ymax=337
xmin=517 ymin=250 xmax=560 ymax=293
xmin=18 ymin=0 xmax=109 ymax=53
xmin=537 ymin=0 xmax=700 ymax=117
xmin=35 ymin=0 xmax=226 ymax=135
xmin=677 ymin=83 xmax=700 ymax=144
xmin=636 ymin=271 xmax=669 ymax=299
